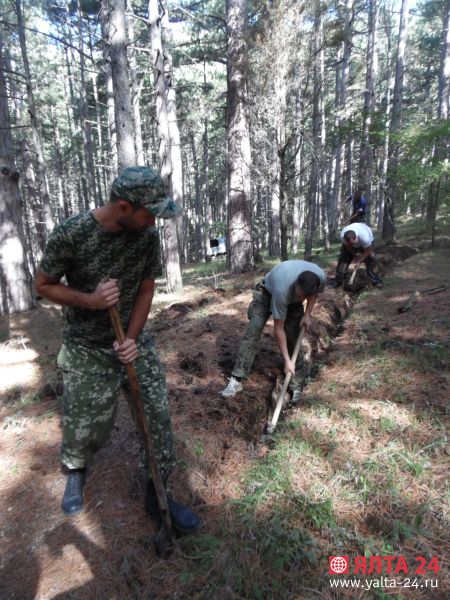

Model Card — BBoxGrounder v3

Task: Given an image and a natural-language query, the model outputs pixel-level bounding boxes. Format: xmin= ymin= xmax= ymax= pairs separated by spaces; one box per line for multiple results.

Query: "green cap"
xmin=111 ymin=166 xmax=182 ymax=219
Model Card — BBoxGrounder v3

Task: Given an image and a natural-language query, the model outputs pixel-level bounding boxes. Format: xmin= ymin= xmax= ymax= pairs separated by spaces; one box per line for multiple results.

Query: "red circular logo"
xmin=329 ymin=556 xmax=349 ymax=574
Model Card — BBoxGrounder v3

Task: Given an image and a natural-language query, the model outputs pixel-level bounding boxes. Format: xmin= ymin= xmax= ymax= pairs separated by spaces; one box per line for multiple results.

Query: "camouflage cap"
xmin=111 ymin=166 xmax=182 ymax=219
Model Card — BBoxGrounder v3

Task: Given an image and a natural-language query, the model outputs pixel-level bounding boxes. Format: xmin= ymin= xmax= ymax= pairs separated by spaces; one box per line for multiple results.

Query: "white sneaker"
xmin=290 ymin=389 xmax=302 ymax=405
xmin=220 ymin=377 xmax=243 ymax=398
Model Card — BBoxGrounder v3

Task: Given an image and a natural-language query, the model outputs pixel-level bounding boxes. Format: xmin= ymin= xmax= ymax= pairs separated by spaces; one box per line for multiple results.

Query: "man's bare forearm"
xmin=35 ymin=269 xmax=120 ymax=310
xmin=126 ymin=280 xmax=155 ymax=340
xmin=274 ymin=320 xmax=290 ymax=363
xmin=36 ymin=276 xmax=96 ymax=309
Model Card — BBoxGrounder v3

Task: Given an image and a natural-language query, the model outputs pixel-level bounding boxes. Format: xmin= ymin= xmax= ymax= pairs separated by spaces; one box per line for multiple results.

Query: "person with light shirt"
xmin=330 ymin=223 xmax=382 ymax=288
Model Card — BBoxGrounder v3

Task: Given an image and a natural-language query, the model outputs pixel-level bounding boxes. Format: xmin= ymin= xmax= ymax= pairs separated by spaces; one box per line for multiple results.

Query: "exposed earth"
xmin=0 ymin=237 xmax=449 ymax=599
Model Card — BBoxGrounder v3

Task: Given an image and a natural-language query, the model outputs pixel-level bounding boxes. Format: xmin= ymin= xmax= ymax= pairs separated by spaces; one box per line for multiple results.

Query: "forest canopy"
xmin=0 ymin=0 xmax=449 ymax=313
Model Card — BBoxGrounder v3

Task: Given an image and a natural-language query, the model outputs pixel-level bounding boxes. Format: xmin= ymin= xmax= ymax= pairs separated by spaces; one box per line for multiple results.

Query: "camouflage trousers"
xmin=232 ymin=284 xmax=305 ymax=390
xmin=57 ymin=333 xmax=175 ymax=479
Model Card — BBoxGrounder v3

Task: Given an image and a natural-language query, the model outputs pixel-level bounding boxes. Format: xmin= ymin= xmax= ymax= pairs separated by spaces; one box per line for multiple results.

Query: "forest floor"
xmin=0 ymin=222 xmax=449 ymax=600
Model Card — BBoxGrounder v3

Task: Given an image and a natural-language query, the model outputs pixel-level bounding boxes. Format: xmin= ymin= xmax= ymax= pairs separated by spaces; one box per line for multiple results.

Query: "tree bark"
xmin=438 ymin=0 xmax=450 ymax=120
xmin=148 ymin=0 xmax=182 ymax=291
xmin=127 ymin=1 xmax=145 ymax=164
xmin=304 ymin=3 xmax=323 ymax=261
xmin=0 ymin=37 xmax=33 ymax=314
xmin=330 ymin=0 xmax=354 ymax=233
xmin=76 ymin=0 xmax=99 ymax=208
xmin=358 ymin=0 xmax=378 ymax=224
xmin=161 ymin=3 xmax=185 ymax=264
xmin=383 ymin=0 xmax=410 ymax=240
xmin=101 ymin=3 xmax=119 ymax=183
xmin=15 ymin=0 xmax=54 ymax=240
xmin=104 ymin=0 xmax=136 ymax=171
xmin=226 ymin=0 xmax=253 ymax=272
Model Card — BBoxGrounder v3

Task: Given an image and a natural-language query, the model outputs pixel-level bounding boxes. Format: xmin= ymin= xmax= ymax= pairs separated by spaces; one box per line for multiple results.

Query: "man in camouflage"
xmin=35 ymin=166 xmax=200 ymax=534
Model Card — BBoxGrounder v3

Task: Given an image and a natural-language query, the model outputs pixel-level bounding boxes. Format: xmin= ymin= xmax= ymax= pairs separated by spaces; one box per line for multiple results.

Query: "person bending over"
xmin=330 ymin=223 xmax=382 ymax=288
xmin=220 ymin=260 xmax=326 ymax=405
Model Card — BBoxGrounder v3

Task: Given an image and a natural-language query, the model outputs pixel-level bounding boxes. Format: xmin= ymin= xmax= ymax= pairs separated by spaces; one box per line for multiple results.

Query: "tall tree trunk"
xmin=161 ymin=3 xmax=185 ymax=264
xmin=279 ymin=143 xmax=288 ymax=261
xmin=202 ymin=116 xmax=212 ymax=260
xmin=104 ymin=0 xmax=136 ymax=171
xmin=91 ymin=71 xmax=108 ymax=203
xmin=76 ymin=0 xmax=99 ymax=208
xmin=15 ymin=0 xmax=54 ymax=240
xmin=201 ymin=60 xmax=212 ymax=258
xmin=127 ymin=1 xmax=145 ymax=164
xmin=62 ymin=42 xmax=88 ymax=212
xmin=383 ymin=0 xmax=410 ymax=240
xmin=226 ymin=0 xmax=253 ymax=273
xmin=426 ymin=0 xmax=450 ymax=236
xmin=304 ymin=3 xmax=322 ymax=260
xmin=0 ymin=37 xmax=33 ymax=314
xmin=292 ymin=89 xmax=304 ymax=254
xmin=51 ymin=107 xmax=70 ymax=220
xmin=190 ymin=133 xmax=203 ymax=260
xmin=358 ymin=0 xmax=378 ymax=225
xmin=319 ymin=24 xmax=329 ymax=251
xmin=101 ymin=5 xmax=119 ymax=182
xmin=148 ymin=0 xmax=182 ymax=291
xmin=331 ymin=0 xmax=354 ymax=232
xmin=269 ymin=140 xmax=280 ymax=256
xmin=438 ymin=0 xmax=450 ymax=120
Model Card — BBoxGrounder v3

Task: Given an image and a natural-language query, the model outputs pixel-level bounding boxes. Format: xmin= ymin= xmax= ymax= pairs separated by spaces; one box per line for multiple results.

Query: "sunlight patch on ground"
xmin=0 ymin=345 xmax=40 ymax=394
xmin=38 ymin=545 xmax=94 ymax=597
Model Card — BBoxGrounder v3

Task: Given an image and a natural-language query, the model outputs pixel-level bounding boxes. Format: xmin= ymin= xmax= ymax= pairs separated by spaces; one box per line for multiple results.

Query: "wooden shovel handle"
xmin=108 ymin=306 xmax=175 ymax=543
xmin=268 ymin=325 xmax=306 ymax=433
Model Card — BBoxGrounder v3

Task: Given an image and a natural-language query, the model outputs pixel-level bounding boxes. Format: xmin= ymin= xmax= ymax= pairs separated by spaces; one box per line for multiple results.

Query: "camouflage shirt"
xmin=40 ymin=211 xmax=162 ymax=347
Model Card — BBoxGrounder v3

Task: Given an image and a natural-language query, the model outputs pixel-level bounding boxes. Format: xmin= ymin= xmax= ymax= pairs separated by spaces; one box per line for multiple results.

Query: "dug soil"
xmin=0 ymin=242 xmax=448 ymax=599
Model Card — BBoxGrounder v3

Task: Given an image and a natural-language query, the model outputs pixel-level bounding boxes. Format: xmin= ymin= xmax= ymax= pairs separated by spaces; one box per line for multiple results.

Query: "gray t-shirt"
xmin=263 ymin=260 xmax=326 ymax=320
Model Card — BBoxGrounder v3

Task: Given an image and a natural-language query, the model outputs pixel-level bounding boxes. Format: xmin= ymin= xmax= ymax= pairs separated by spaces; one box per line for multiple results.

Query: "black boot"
xmin=61 ymin=468 xmax=86 ymax=516
xmin=145 ymin=480 xmax=201 ymax=535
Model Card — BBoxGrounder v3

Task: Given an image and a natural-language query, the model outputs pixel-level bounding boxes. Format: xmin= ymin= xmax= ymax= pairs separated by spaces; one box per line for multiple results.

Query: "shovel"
xmin=348 ymin=264 xmax=358 ymax=286
xmin=108 ymin=306 xmax=176 ymax=558
xmin=266 ymin=324 xmax=306 ymax=435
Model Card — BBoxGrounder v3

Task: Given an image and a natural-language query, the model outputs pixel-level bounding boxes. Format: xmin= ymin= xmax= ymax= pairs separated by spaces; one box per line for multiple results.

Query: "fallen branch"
xmin=398 ymin=285 xmax=446 ymax=313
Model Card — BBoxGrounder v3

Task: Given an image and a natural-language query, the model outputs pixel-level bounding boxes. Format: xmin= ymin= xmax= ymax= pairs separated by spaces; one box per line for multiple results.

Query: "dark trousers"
xmin=335 ymin=245 xmax=380 ymax=285
xmin=231 ymin=284 xmax=304 ymax=390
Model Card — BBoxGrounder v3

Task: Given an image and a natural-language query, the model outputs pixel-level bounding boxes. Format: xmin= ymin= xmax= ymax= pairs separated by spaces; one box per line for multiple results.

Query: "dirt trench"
xmin=154 ymin=241 xmax=418 ymax=448
xmin=0 ymin=241 xmax=424 ymax=600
